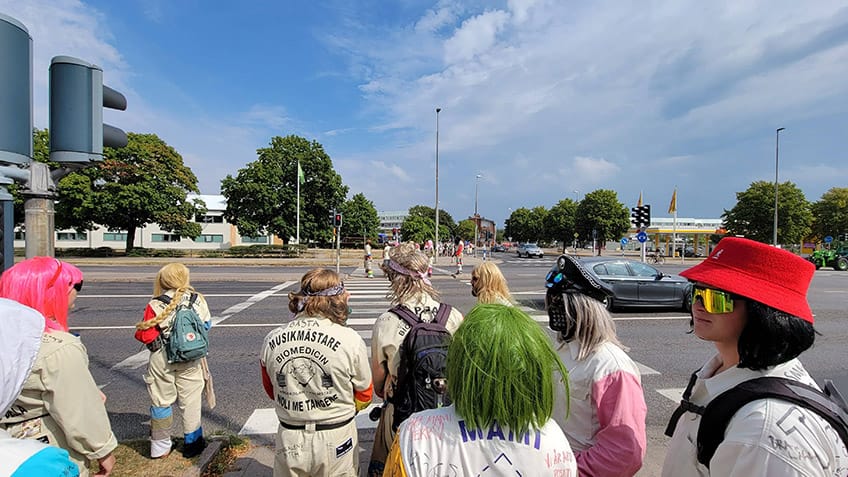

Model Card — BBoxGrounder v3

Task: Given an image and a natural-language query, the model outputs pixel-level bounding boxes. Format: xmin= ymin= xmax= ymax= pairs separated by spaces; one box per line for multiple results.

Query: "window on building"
xmin=103 ymin=232 xmax=128 ymax=241
xmin=242 ymin=236 xmax=268 ymax=244
xmin=152 ymin=234 xmax=181 ymax=242
xmin=194 ymin=234 xmax=224 ymax=243
xmin=57 ymin=232 xmax=88 ymax=241
xmin=195 ymin=214 xmax=224 ymax=223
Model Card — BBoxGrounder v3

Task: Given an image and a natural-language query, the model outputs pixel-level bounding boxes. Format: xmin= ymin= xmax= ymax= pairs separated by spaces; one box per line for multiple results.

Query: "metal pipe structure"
xmin=434 ymin=107 xmax=441 ymax=264
xmin=474 ymin=174 xmax=481 ymax=256
xmin=774 ymin=127 xmax=785 ymax=246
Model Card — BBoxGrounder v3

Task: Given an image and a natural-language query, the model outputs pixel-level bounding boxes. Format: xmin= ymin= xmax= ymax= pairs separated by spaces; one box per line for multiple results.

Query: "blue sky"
xmin=3 ymin=0 xmax=848 ymax=228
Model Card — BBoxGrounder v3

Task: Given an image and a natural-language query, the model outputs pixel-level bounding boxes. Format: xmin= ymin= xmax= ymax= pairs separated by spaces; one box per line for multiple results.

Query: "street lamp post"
xmin=774 ymin=127 xmax=785 ymax=246
xmin=573 ymin=189 xmax=579 ymax=202
xmin=474 ymin=174 xmax=482 ymax=257
xmin=434 ymin=107 xmax=441 ymax=264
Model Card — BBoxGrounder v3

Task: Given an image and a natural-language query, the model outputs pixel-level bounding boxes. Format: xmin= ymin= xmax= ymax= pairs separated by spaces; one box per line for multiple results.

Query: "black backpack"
xmin=389 ymin=303 xmax=453 ymax=429
xmin=665 ymin=373 xmax=848 ymax=468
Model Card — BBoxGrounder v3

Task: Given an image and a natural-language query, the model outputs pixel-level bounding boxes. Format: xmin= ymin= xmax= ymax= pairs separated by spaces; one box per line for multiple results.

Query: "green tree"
xmin=221 ymin=135 xmax=347 ymax=244
xmin=504 ymin=207 xmax=547 ymax=242
xmin=811 ymin=187 xmax=848 ymax=241
xmin=723 ymin=181 xmax=811 ymax=245
xmin=455 ymin=219 xmax=476 ymax=242
xmin=340 ymin=193 xmax=380 ymax=241
xmin=55 ymin=133 xmax=203 ymax=251
xmin=574 ymin=189 xmax=630 ymax=255
xmin=407 ymin=205 xmax=456 ymax=235
xmin=547 ymin=198 xmax=578 ymax=251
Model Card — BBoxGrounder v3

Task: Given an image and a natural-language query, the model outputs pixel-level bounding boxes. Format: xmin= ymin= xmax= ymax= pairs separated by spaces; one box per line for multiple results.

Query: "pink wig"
xmin=0 ymin=257 xmax=84 ymax=332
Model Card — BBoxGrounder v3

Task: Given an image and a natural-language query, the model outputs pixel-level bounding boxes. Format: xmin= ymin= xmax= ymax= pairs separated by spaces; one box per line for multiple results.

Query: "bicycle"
xmin=648 ymin=252 xmax=665 ymax=264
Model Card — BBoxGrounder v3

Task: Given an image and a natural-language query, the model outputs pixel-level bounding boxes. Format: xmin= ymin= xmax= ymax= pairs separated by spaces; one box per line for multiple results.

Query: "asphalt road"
xmin=68 ymin=252 xmax=848 ymax=476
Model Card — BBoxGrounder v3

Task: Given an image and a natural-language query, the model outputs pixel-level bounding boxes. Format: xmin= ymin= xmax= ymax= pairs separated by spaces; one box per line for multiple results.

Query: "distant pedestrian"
xmin=452 ymin=237 xmax=464 ymax=277
xmin=368 ymin=242 xmax=464 ymax=476
xmin=0 ymin=298 xmax=80 ymax=477
xmin=663 ymin=237 xmax=848 ymax=475
xmin=134 ymin=263 xmax=213 ymax=459
xmin=364 ymin=239 xmax=374 ymax=278
xmin=383 ymin=304 xmax=577 ymax=476
xmin=545 ymin=254 xmax=647 ymax=476
xmin=260 ymin=268 xmax=372 ymax=477
xmin=382 ymin=242 xmax=391 ymax=276
xmin=471 ymin=261 xmax=516 ymax=305
xmin=0 ymin=257 xmax=117 ymax=477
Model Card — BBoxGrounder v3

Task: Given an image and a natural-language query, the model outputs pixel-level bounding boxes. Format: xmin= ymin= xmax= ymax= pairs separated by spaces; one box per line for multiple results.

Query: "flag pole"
xmin=296 ymin=160 xmax=301 ymax=245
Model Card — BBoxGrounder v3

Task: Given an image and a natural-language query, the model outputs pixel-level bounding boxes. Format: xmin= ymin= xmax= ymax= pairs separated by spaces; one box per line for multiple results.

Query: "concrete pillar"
xmin=24 ymin=197 xmax=54 ymax=258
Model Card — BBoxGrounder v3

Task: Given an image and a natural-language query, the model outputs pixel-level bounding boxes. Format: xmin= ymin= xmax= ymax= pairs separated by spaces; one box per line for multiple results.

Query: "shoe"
xmin=151 ymin=449 xmax=171 ymax=459
xmin=182 ymin=437 xmax=207 ymax=458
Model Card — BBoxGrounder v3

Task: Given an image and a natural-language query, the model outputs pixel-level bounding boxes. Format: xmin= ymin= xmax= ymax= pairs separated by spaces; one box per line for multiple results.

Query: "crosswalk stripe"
xmin=657 ymin=387 xmax=685 ymax=403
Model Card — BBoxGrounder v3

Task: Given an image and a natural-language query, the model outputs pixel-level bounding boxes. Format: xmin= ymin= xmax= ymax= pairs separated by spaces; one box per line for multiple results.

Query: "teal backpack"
xmin=156 ymin=293 xmax=209 ymax=363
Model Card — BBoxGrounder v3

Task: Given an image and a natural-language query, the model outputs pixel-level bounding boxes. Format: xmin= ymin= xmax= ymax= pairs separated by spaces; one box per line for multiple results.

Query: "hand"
xmin=94 ymin=453 xmax=116 ymax=476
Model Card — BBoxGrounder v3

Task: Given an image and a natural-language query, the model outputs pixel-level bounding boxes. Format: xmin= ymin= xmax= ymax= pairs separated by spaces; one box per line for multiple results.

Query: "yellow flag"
xmin=297 ymin=161 xmax=305 ymax=185
xmin=668 ymin=188 xmax=677 ymax=214
xmin=637 ymin=191 xmax=643 ymax=207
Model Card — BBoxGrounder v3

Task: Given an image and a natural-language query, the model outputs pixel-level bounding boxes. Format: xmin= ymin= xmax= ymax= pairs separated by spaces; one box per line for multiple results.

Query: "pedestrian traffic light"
xmin=334 ymin=213 xmax=343 ymax=227
xmin=49 ymin=56 xmax=128 ymax=164
xmin=0 ymin=14 xmax=33 ymax=165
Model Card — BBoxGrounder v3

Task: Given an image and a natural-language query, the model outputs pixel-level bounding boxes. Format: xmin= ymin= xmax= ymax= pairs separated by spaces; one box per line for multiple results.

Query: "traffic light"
xmin=49 ymin=56 xmax=128 ymax=164
xmin=0 ymin=14 xmax=32 ymax=165
xmin=334 ymin=213 xmax=343 ymax=228
xmin=631 ymin=204 xmax=651 ymax=228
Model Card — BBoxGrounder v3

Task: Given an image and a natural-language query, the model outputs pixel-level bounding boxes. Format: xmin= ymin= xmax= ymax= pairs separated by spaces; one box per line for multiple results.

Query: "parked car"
xmin=517 ymin=243 xmax=544 ymax=258
xmin=553 ymin=256 xmax=691 ymax=311
xmin=491 ymin=244 xmax=507 ymax=253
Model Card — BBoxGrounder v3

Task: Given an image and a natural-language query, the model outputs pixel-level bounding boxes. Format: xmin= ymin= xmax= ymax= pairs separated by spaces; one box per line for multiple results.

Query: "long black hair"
xmin=737 ymin=301 xmax=816 ymax=370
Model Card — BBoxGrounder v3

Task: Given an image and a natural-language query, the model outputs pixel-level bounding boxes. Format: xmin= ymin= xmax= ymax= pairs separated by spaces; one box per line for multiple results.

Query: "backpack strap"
xmin=434 ymin=303 xmax=452 ymax=327
xmin=188 ymin=292 xmax=198 ymax=307
xmin=697 ymin=376 xmax=848 ymax=468
xmin=389 ymin=305 xmax=420 ymax=328
xmin=154 ymin=294 xmax=171 ymax=305
xmin=664 ymin=370 xmax=706 ymax=438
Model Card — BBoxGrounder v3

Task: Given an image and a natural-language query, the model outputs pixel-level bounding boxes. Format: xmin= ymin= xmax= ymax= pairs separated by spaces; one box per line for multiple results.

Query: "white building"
xmin=14 ymin=194 xmax=274 ymax=251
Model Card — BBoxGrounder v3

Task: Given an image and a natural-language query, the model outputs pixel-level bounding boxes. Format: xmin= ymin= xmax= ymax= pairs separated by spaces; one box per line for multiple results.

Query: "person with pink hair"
xmin=0 ymin=257 xmax=117 ymax=477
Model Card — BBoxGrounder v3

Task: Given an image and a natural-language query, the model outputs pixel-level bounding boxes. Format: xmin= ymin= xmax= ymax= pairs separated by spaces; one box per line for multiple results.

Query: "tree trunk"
xmin=125 ymin=227 xmax=137 ymax=253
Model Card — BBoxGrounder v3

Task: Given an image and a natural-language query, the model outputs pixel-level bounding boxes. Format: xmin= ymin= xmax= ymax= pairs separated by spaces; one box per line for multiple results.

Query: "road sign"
xmin=620 ymin=237 xmax=629 ymax=245
xmin=824 ymin=235 xmax=833 ymax=244
xmin=636 ymin=231 xmax=648 ymax=243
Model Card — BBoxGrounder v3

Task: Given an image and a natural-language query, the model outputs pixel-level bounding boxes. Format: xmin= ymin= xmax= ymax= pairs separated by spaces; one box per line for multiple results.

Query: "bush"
xmin=56 ymin=247 xmax=115 ymax=257
xmin=226 ymin=244 xmax=305 ymax=258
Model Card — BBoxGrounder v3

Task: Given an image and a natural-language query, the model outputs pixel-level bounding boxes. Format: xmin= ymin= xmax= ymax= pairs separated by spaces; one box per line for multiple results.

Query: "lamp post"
xmin=573 ymin=189 xmax=579 ymax=202
xmin=434 ymin=107 xmax=441 ymax=264
xmin=774 ymin=127 xmax=785 ymax=246
xmin=474 ymin=174 xmax=482 ymax=256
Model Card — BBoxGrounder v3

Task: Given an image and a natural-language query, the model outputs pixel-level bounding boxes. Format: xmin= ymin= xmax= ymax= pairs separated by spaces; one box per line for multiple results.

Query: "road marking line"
xmin=657 ymin=387 xmax=686 ymax=403
xmin=240 ymin=405 xmax=380 ymax=436
xmin=636 ymin=362 xmax=660 ymax=375
xmin=109 ymin=281 xmax=294 ymax=372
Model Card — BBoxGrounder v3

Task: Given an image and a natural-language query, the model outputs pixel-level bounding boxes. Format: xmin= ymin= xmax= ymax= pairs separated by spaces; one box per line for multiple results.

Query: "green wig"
xmin=447 ymin=304 xmax=569 ymax=435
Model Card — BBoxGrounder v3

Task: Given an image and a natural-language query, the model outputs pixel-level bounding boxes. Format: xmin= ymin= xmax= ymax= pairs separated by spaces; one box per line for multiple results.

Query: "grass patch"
xmin=203 ymin=433 xmax=252 ymax=476
xmin=90 ymin=434 xmax=250 ymax=476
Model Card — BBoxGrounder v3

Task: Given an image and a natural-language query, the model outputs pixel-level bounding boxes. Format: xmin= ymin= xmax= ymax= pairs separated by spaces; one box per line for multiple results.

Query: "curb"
xmin=180 ymin=436 xmax=225 ymax=477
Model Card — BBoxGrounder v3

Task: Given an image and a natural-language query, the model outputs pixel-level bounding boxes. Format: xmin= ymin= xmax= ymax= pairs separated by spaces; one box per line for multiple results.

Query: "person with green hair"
xmin=383 ymin=304 xmax=577 ymax=477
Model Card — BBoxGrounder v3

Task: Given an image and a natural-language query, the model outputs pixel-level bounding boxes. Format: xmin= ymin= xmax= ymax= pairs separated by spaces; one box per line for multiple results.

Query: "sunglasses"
xmin=73 ymin=281 xmax=83 ymax=292
xmin=692 ymin=285 xmax=738 ymax=314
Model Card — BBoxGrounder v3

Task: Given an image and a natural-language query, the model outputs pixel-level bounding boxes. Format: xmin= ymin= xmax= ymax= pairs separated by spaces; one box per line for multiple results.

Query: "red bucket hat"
xmin=680 ymin=237 xmax=814 ymax=323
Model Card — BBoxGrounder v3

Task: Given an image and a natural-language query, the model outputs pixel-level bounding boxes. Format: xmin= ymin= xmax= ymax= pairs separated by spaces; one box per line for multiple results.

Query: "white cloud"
xmin=443 ymin=10 xmax=510 ymax=64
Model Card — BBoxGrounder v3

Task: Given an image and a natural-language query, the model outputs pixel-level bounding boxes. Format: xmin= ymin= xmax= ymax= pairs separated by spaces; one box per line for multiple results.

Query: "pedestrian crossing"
xmin=239 ymin=269 xmax=672 ymax=438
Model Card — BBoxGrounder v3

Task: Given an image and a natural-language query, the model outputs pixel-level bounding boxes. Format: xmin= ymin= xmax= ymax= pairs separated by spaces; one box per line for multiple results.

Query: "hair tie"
xmin=388 ymin=259 xmax=432 ymax=286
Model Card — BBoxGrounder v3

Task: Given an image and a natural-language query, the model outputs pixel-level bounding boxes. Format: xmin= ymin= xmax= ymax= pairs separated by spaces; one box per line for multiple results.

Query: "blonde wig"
xmin=557 ymin=292 xmax=626 ymax=361
xmin=382 ymin=242 xmax=439 ymax=304
xmin=136 ymin=263 xmax=196 ymax=331
xmin=448 ymin=304 xmax=569 ymax=434
xmin=287 ymin=268 xmax=349 ymax=325
xmin=471 ymin=262 xmax=515 ymax=305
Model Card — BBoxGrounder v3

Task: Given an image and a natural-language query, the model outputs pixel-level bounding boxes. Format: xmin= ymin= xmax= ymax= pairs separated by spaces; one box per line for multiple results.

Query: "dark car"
xmin=569 ymin=257 xmax=691 ymax=311
xmin=491 ymin=244 xmax=507 ymax=253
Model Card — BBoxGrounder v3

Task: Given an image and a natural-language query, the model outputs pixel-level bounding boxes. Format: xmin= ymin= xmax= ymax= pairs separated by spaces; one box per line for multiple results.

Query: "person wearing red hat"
xmin=663 ymin=237 xmax=848 ymax=476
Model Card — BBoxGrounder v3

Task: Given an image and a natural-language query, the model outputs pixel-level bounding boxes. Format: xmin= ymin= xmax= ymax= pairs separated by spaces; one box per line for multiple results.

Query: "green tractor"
xmin=807 ymin=241 xmax=848 ymax=271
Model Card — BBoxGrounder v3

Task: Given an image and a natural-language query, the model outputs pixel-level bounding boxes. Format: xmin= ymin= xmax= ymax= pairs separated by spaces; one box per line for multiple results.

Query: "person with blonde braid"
xmin=134 ymin=263 xmax=212 ymax=459
xmin=384 ymin=304 xmax=577 ymax=476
